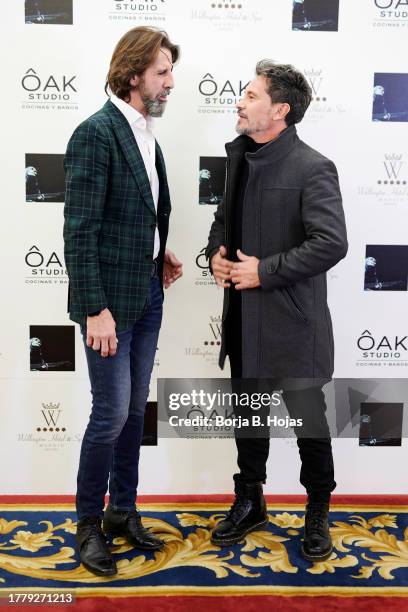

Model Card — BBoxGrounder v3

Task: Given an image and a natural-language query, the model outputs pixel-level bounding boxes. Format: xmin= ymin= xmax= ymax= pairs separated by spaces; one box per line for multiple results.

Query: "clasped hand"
xmin=211 ymin=246 xmax=260 ymax=290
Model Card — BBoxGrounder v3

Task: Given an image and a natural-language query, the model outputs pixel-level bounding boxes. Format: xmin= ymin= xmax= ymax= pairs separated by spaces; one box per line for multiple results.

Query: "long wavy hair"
xmin=105 ymin=26 xmax=179 ymax=102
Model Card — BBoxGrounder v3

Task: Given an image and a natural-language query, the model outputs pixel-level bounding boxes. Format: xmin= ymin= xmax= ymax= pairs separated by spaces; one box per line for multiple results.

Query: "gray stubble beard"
xmin=143 ymin=97 xmax=167 ymax=117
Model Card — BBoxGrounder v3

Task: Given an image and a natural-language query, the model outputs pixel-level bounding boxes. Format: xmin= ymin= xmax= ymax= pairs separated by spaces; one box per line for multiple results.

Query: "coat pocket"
xmin=281 ymin=286 xmax=309 ymax=324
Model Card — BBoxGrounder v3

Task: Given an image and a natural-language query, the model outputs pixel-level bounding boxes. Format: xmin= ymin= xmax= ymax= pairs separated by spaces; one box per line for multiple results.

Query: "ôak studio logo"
xmin=194 ymin=248 xmax=216 ymax=287
xmin=198 ymin=73 xmax=250 ymax=114
xmin=109 ymin=0 xmax=167 ymax=22
xmin=21 ymin=68 xmax=78 ymax=110
xmin=356 ymin=330 xmax=408 ymax=367
xmin=25 ymin=246 xmax=68 ymax=286
xmin=372 ymin=0 xmax=408 ymax=27
xmin=196 ymin=248 xmax=209 ymax=272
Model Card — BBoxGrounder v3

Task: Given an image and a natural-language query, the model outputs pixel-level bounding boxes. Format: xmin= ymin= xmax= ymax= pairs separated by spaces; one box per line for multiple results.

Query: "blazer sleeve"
xmin=258 ymin=158 xmax=348 ymax=290
xmin=63 ymin=119 xmax=109 ymax=315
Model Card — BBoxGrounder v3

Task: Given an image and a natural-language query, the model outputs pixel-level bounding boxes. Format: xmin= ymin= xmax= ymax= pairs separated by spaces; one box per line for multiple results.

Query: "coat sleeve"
xmin=205 ymin=196 xmax=226 ymax=272
xmin=258 ymin=158 xmax=348 ymax=290
xmin=63 ymin=120 xmax=109 ymax=315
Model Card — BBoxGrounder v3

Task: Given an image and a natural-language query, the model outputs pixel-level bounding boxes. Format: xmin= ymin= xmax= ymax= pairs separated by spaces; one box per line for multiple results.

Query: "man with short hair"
xmin=64 ymin=26 xmax=182 ymax=576
xmin=206 ymin=61 xmax=348 ymax=561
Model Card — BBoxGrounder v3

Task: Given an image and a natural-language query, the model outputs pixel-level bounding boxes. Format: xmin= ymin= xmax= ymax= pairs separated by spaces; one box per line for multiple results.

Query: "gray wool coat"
xmin=206 ymin=125 xmax=348 ymax=379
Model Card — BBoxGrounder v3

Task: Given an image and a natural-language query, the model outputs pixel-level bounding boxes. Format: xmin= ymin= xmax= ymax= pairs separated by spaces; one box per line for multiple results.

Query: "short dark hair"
xmin=255 ymin=60 xmax=312 ymax=126
xmin=106 ymin=27 xmax=180 ymax=102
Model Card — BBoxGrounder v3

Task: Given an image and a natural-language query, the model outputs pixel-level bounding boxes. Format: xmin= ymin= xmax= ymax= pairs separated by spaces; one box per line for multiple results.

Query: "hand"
xmin=163 ymin=249 xmax=183 ymax=289
xmin=230 ymin=249 xmax=260 ymax=290
xmin=211 ymin=245 xmax=234 ymax=288
xmin=86 ymin=308 xmax=117 ymax=358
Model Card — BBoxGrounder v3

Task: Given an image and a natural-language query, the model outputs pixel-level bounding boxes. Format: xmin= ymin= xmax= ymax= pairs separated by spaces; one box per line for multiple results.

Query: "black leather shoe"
xmin=76 ymin=516 xmax=117 ymax=576
xmin=302 ymin=502 xmax=333 ymax=562
xmin=103 ymin=505 xmax=164 ymax=551
xmin=211 ymin=481 xmax=268 ymax=547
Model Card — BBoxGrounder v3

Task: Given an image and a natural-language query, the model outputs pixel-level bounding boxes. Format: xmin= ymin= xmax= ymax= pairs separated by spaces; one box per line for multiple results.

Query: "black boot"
xmin=211 ymin=481 xmax=268 ymax=547
xmin=76 ymin=516 xmax=117 ymax=576
xmin=302 ymin=501 xmax=333 ymax=561
xmin=103 ymin=504 xmax=164 ymax=551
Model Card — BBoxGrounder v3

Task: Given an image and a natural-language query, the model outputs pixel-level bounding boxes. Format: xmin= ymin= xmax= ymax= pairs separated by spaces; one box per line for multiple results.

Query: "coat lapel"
xmin=155 ymin=142 xmax=171 ymax=214
xmin=104 ymin=100 xmax=156 ymax=216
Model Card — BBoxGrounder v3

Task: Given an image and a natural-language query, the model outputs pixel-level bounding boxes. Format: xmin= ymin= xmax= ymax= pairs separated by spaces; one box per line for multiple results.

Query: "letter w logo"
xmin=209 ymin=323 xmax=221 ymax=340
xmin=384 ymin=160 xmax=403 ymax=180
xmin=308 ymin=77 xmax=323 ymax=96
xmin=41 ymin=408 xmax=61 ymax=427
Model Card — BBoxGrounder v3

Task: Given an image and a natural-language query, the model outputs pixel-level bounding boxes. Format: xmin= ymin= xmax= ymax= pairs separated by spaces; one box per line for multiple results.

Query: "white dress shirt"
xmin=110 ymin=94 xmax=160 ymax=259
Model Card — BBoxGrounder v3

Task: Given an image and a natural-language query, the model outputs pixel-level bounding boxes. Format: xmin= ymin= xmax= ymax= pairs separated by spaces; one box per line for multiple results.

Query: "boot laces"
xmin=126 ymin=510 xmax=150 ymax=535
xmin=86 ymin=521 xmax=103 ymax=540
xmin=227 ymin=495 xmax=249 ymax=523
xmin=78 ymin=518 xmax=105 ymax=548
xmin=307 ymin=505 xmax=326 ymax=533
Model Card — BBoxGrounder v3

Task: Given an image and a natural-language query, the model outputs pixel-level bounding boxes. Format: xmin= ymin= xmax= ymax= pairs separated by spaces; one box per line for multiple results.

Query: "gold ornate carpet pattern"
xmin=0 ymin=502 xmax=407 ymax=597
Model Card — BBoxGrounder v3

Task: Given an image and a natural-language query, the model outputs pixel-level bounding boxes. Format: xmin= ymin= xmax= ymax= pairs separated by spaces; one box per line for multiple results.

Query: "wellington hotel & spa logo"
xmin=185 ymin=316 xmax=222 ymax=366
xmin=303 ymin=68 xmax=346 ymax=122
xmin=17 ymin=402 xmax=82 ymax=453
xmin=357 ymin=153 xmax=408 ymax=206
xmin=191 ymin=1 xmax=262 ymax=32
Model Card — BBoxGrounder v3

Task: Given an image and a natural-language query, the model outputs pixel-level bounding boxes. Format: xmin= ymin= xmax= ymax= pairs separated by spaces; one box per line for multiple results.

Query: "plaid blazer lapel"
xmin=104 ymin=100 xmax=156 ymax=216
xmin=155 ymin=141 xmax=171 ymax=214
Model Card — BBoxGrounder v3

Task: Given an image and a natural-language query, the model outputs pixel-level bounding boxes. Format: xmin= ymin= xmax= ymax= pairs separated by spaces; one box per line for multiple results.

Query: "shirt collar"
xmin=110 ymin=94 xmax=154 ymax=132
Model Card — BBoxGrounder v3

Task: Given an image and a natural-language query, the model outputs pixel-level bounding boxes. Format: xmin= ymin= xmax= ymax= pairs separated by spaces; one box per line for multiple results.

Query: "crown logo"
xmin=210 ymin=315 xmax=222 ymax=323
xmin=41 ymin=402 xmax=60 ymax=410
xmin=304 ymin=69 xmax=322 ymax=77
xmin=384 ymin=153 xmax=403 ymax=161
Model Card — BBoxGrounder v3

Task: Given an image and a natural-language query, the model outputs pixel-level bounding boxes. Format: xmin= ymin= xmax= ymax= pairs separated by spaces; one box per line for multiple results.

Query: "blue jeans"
xmin=76 ymin=275 xmax=163 ymax=520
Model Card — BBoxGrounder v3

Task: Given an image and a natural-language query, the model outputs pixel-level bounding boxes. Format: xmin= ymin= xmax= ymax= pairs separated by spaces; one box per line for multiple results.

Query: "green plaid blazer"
xmin=63 ymin=99 xmax=171 ymax=331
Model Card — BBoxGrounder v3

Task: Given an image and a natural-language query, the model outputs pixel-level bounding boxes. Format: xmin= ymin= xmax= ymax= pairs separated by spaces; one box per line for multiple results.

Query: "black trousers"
xmin=226 ymin=304 xmax=336 ymax=503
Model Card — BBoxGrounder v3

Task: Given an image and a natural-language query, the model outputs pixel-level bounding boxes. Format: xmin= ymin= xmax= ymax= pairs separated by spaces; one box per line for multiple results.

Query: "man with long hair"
xmin=64 ymin=27 xmax=182 ymax=576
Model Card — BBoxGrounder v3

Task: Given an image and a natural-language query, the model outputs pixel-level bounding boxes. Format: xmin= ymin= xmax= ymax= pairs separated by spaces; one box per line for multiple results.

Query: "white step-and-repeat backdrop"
xmin=1 ymin=0 xmax=407 ymax=495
